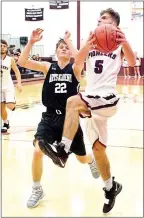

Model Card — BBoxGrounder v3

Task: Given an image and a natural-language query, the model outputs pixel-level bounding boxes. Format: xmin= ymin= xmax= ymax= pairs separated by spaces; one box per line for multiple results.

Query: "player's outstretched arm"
xmin=72 ymin=32 xmax=96 ymax=80
xmin=64 ymin=31 xmax=78 ymax=58
xmin=18 ymin=28 xmax=51 ymax=75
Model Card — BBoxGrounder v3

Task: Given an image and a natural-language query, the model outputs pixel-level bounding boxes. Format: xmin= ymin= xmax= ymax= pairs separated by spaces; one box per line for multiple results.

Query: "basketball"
xmin=93 ymin=24 xmax=118 ymax=53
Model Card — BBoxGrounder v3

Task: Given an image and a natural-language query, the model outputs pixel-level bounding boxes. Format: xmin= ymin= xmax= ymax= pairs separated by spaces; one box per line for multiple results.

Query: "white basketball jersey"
xmin=136 ymin=58 xmax=140 ymax=66
xmin=85 ymin=46 xmax=122 ymax=95
xmin=1 ymin=56 xmax=14 ymax=89
xmin=122 ymin=59 xmax=128 ymax=67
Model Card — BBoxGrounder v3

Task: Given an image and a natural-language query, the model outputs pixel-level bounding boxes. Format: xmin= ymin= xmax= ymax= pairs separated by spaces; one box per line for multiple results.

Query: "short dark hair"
xmin=100 ymin=8 xmax=120 ymax=26
xmin=56 ymin=38 xmax=66 ymax=50
xmin=1 ymin=39 xmax=8 ymax=46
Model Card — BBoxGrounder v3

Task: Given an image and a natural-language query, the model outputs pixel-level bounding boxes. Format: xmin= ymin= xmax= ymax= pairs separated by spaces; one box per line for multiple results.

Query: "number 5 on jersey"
xmin=94 ymin=60 xmax=104 ymax=74
xmin=55 ymin=83 xmax=67 ymax=93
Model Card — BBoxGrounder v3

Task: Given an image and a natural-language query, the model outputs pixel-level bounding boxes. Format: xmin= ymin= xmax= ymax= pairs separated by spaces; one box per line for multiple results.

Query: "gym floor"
xmin=2 ymin=76 xmax=143 ymax=217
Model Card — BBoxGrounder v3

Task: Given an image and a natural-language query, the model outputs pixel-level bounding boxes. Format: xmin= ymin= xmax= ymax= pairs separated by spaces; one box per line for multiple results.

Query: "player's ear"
xmin=112 ymin=21 xmax=117 ymax=27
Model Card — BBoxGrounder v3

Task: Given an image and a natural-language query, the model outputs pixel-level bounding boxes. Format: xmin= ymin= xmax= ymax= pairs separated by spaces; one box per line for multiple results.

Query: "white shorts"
xmin=122 ymin=63 xmax=129 ymax=68
xmin=135 ymin=60 xmax=140 ymax=67
xmin=79 ymin=93 xmax=119 ymax=146
xmin=1 ymin=88 xmax=16 ymax=103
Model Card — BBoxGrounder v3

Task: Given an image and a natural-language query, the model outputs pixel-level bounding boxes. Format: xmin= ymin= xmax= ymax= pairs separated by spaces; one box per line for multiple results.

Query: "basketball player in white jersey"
xmin=134 ymin=52 xmax=141 ymax=78
xmin=122 ymin=58 xmax=130 ymax=78
xmin=48 ymin=8 xmax=136 ymax=213
xmin=1 ymin=39 xmax=22 ymax=133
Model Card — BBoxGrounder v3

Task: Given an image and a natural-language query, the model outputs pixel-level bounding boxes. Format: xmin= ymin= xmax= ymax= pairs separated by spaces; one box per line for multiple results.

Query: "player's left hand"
xmin=16 ymin=83 xmax=23 ymax=92
xmin=64 ymin=30 xmax=71 ymax=42
xmin=116 ymin=29 xmax=128 ymax=46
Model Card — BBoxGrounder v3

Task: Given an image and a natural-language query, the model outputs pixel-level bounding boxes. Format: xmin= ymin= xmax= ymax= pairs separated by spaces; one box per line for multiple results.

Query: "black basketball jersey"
xmin=42 ymin=62 xmax=79 ymax=111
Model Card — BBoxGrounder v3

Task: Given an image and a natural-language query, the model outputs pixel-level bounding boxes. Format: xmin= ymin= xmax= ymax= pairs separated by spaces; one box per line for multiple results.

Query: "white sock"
xmin=4 ymin=119 xmax=8 ymax=124
xmin=33 ymin=181 xmax=40 ymax=189
xmin=88 ymin=156 xmax=94 ymax=165
xmin=104 ymin=177 xmax=113 ymax=191
xmin=61 ymin=137 xmax=72 ymax=153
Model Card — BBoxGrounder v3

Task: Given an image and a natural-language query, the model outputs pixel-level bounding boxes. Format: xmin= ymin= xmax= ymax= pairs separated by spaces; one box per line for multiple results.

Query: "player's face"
xmin=56 ymin=43 xmax=71 ymax=60
xmin=98 ymin=13 xmax=117 ymax=27
xmin=1 ymin=43 xmax=8 ymax=54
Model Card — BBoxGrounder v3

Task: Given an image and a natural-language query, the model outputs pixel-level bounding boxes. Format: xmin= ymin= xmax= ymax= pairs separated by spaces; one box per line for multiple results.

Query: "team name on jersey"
xmin=1 ymin=65 xmax=9 ymax=70
xmin=49 ymin=74 xmax=72 ymax=83
xmin=88 ymin=50 xmax=117 ymax=60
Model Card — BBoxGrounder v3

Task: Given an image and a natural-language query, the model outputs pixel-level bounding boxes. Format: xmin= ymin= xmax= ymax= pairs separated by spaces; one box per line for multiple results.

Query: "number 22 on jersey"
xmin=55 ymin=83 xmax=67 ymax=93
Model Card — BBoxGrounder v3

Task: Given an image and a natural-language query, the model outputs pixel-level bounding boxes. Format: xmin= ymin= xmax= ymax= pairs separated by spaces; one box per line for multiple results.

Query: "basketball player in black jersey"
xmin=18 ymin=28 xmax=99 ymax=208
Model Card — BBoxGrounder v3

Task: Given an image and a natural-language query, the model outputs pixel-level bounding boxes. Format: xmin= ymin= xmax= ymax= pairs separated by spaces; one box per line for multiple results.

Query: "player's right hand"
xmin=30 ymin=28 xmax=43 ymax=44
xmin=85 ymin=31 xmax=96 ymax=51
xmin=16 ymin=83 xmax=23 ymax=92
xmin=64 ymin=31 xmax=71 ymax=42
xmin=86 ymin=31 xmax=101 ymax=51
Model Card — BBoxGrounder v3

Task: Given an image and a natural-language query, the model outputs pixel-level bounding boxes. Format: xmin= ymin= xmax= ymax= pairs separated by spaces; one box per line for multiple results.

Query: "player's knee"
xmin=7 ymin=103 xmax=15 ymax=111
xmin=66 ymin=95 xmax=82 ymax=112
xmin=33 ymin=148 xmax=43 ymax=159
xmin=66 ymin=96 xmax=77 ymax=108
xmin=33 ymin=141 xmax=44 ymax=158
xmin=76 ymin=155 xmax=87 ymax=164
xmin=93 ymin=141 xmax=106 ymax=156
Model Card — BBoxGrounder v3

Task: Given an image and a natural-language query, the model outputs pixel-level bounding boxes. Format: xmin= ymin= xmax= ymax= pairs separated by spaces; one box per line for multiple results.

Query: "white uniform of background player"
xmin=134 ymin=53 xmax=141 ymax=77
xmin=80 ymin=46 xmax=122 ymax=146
xmin=1 ymin=56 xmax=16 ymax=103
xmin=122 ymin=58 xmax=128 ymax=68
xmin=122 ymin=58 xmax=130 ymax=78
xmin=1 ymin=39 xmax=22 ymax=133
xmin=135 ymin=58 xmax=140 ymax=67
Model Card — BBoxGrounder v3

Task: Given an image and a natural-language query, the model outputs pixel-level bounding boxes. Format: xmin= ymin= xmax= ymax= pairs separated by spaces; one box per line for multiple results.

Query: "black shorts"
xmin=34 ymin=111 xmax=86 ymax=156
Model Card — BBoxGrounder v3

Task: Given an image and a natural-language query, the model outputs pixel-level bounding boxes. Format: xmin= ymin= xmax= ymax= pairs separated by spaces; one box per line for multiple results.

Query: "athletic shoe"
xmin=88 ymin=157 xmax=100 ymax=179
xmin=103 ymin=177 xmax=122 ymax=213
xmin=27 ymin=186 xmax=44 ymax=208
xmin=1 ymin=121 xmax=10 ymax=133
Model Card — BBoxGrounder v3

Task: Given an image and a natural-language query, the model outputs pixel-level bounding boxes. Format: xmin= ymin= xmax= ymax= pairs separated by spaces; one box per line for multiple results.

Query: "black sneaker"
xmin=1 ymin=122 xmax=10 ymax=133
xmin=103 ymin=177 xmax=122 ymax=213
xmin=56 ymin=142 xmax=69 ymax=167
xmin=38 ymin=140 xmax=64 ymax=168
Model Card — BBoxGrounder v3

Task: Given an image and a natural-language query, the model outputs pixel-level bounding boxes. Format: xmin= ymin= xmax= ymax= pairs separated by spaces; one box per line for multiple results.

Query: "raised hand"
xmin=85 ymin=31 xmax=97 ymax=51
xmin=64 ymin=30 xmax=71 ymax=42
xmin=116 ymin=28 xmax=127 ymax=46
xmin=30 ymin=28 xmax=44 ymax=44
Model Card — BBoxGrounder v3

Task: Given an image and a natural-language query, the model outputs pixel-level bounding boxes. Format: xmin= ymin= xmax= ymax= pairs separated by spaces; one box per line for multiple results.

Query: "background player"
xmin=122 ymin=57 xmax=130 ymax=78
xmin=47 ymin=8 xmax=136 ymax=213
xmin=18 ymin=28 xmax=99 ymax=208
xmin=1 ymin=39 xmax=22 ymax=133
xmin=134 ymin=52 xmax=141 ymax=78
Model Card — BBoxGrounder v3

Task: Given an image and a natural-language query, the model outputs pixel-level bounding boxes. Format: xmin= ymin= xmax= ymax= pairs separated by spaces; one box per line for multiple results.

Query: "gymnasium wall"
xmin=2 ymin=2 xmax=143 ymax=57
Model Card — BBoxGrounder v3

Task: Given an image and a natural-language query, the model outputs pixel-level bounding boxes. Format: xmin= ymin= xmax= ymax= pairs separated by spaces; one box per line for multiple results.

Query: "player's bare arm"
xmin=64 ymin=31 xmax=78 ymax=58
xmin=11 ymin=57 xmax=22 ymax=92
xmin=73 ymin=32 xmax=96 ymax=77
xmin=63 ymin=31 xmax=81 ymax=81
xmin=18 ymin=28 xmax=51 ymax=75
xmin=116 ymin=29 xmax=136 ymax=67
